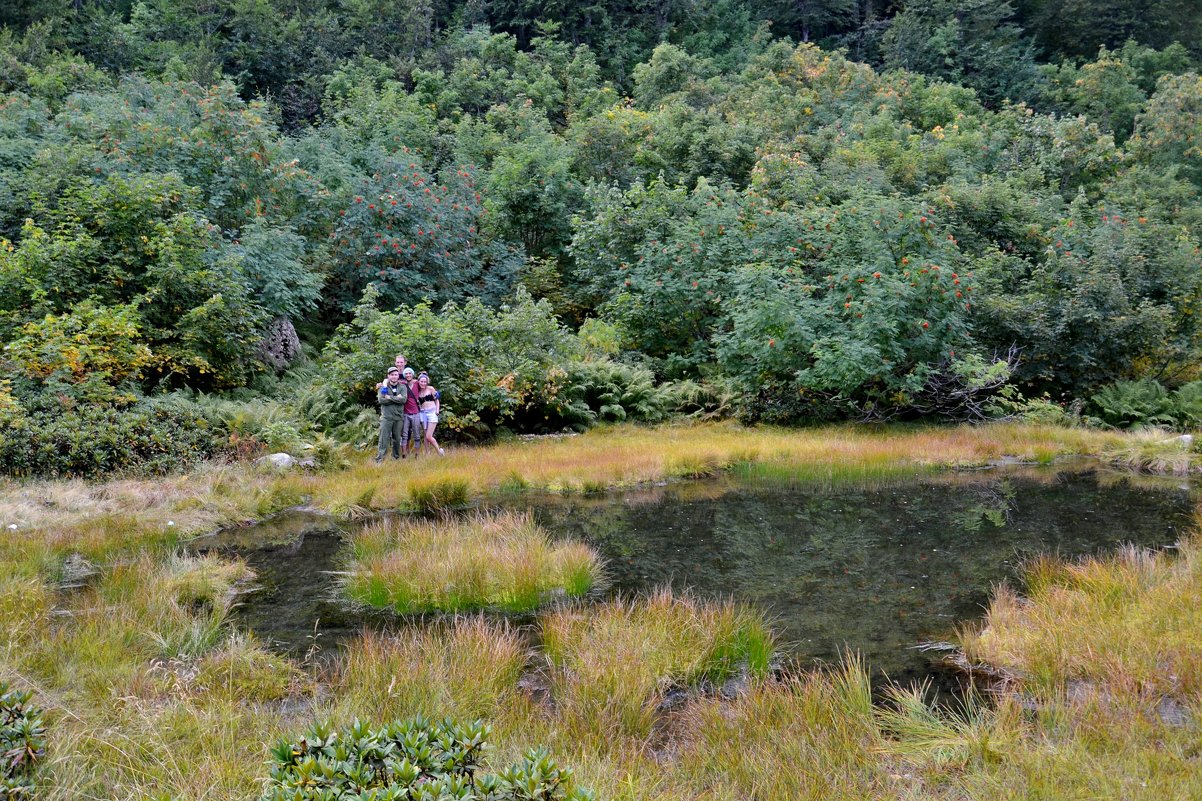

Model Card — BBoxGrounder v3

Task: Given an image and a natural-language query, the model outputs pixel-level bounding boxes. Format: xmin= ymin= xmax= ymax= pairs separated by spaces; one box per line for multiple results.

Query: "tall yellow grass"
xmin=337 ymin=618 xmax=527 ymax=722
xmin=964 ymin=536 xmax=1202 ymax=697
xmin=542 ymin=588 xmax=773 ymax=739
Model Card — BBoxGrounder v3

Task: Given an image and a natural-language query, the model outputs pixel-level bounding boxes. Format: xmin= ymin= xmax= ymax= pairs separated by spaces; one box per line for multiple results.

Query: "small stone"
xmin=167 ymin=521 xmax=175 ymax=527
xmin=720 ymin=675 xmax=749 ymax=699
xmin=1158 ymin=696 xmax=1191 ymax=727
xmin=61 ymin=553 xmax=99 ymax=586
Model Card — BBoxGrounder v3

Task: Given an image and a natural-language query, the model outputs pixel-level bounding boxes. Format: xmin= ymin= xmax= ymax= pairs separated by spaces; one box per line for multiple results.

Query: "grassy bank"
xmin=0 ymin=422 xmax=1169 ymax=536
xmin=0 ymin=421 xmax=1197 ymax=798
xmin=281 ymin=421 xmax=1154 ymax=517
xmin=964 ymin=536 xmax=1202 ymax=698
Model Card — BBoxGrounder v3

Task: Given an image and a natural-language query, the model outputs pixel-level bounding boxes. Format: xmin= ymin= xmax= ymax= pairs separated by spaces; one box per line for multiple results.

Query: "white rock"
xmin=257 ymin=453 xmax=297 ymax=469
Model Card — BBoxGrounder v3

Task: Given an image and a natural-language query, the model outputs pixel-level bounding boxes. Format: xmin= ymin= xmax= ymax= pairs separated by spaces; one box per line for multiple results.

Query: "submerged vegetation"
xmin=343 ymin=511 xmax=600 ymax=614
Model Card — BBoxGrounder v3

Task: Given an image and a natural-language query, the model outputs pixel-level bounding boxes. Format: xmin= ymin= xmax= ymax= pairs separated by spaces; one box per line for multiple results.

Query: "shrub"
xmin=262 ymin=718 xmax=593 ymax=801
xmin=715 ymin=195 xmax=985 ymax=419
xmin=658 ymin=378 xmax=733 ymax=419
xmin=1171 ymin=381 xmax=1202 ymax=428
xmin=0 ymin=175 xmax=268 ymax=389
xmin=320 ymin=286 xmax=580 ymax=437
xmin=0 ymin=683 xmax=45 ymax=797
xmin=6 ymin=300 xmax=152 ymax=403
xmin=330 ymin=160 xmax=521 ymax=310
xmin=0 ymin=394 xmax=229 ymax=478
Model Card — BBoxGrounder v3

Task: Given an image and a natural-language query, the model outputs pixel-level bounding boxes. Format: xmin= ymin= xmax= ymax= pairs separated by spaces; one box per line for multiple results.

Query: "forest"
xmin=2 ymin=0 xmax=1202 ymax=476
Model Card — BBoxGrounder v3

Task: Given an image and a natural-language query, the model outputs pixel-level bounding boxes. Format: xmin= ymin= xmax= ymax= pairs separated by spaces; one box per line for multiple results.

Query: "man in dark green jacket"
xmin=375 ymin=367 xmax=408 ymax=461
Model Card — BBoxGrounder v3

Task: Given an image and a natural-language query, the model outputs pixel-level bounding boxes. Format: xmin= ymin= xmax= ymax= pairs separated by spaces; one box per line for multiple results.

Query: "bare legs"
xmin=424 ymin=419 xmax=444 ymax=455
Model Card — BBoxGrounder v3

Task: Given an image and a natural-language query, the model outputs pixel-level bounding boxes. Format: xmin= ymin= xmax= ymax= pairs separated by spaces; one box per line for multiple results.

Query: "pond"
xmin=196 ymin=462 xmax=1196 ymax=684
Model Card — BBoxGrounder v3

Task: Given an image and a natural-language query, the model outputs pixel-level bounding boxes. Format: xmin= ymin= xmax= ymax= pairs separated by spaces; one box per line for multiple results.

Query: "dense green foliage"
xmin=1090 ymin=379 xmax=1202 ymax=429
xmin=0 ymin=394 xmax=229 ymax=478
xmin=1 ymin=3 xmax=1201 ymax=475
xmin=263 ymin=717 xmax=592 ymax=801
xmin=0 ymin=682 xmax=45 ymax=797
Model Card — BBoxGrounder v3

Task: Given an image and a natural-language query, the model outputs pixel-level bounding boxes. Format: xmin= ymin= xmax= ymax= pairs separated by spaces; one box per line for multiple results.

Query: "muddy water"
xmin=197 ymin=464 xmax=1195 ymax=682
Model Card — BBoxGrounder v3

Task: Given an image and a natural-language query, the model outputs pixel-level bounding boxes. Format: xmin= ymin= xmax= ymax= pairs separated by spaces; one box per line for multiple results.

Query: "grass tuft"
xmin=1104 ymin=429 xmax=1197 ymax=474
xmin=875 ymin=683 xmax=1025 ymax=769
xmin=672 ymin=661 xmax=905 ymax=800
xmin=408 ymin=476 xmax=471 ymax=511
xmin=965 ymin=536 xmax=1202 ymax=697
xmin=337 ymin=618 xmax=526 ymax=722
xmin=541 ymin=588 xmax=774 ymax=738
xmin=343 ymin=511 xmax=601 ymax=613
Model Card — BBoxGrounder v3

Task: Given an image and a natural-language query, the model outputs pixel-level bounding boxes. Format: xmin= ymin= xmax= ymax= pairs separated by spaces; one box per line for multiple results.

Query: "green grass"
xmin=343 ymin=511 xmax=602 ymax=613
xmin=407 ymin=476 xmax=471 ymax=511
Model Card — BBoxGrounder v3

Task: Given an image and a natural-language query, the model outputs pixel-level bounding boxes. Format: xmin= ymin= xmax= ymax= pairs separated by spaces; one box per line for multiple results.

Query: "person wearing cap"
xmin=400 ymin=366 xmax=423 ymax=456
xmin=374 ymin=366 xmax=408 ymax=462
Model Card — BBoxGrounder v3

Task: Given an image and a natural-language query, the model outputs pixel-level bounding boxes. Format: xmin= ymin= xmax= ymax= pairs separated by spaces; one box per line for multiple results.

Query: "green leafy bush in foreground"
xmin=0 ymin=683 xmax=45 ymax=797
xmin=262 ymin=717 xmax=593 ymax=801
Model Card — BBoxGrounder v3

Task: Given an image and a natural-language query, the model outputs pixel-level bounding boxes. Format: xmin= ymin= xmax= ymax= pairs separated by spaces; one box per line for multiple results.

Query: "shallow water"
xmin=197 ymin=463 xmax=1195 ymax=683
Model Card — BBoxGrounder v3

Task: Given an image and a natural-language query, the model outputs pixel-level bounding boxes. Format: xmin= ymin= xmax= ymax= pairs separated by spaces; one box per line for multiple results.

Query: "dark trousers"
xmin=376 ymin=417 xmax=403 ymax=459
xmin=402 ymin=413 xmax=423 ymax=451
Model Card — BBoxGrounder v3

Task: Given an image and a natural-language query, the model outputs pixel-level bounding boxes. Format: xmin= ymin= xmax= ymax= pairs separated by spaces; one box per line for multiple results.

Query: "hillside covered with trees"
xmin=2 ymin=0 xmax=1201 ymax=475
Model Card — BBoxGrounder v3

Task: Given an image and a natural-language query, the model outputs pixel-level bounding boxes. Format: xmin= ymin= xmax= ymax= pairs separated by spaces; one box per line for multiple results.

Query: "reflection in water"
xmin=198 ymin=466 xmax=1195 ymax=684
xmin=520 ymin=468 xmax=1193 ymax=683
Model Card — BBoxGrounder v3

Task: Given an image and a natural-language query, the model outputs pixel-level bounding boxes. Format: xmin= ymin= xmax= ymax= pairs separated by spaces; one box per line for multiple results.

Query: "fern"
xmin=1090 ymin=380 xmax=1176 ymax=428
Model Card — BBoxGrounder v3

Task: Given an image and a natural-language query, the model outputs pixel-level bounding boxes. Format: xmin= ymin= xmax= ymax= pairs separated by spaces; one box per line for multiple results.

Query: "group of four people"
xmin=375 ymin=353 xmax=444 ymax=461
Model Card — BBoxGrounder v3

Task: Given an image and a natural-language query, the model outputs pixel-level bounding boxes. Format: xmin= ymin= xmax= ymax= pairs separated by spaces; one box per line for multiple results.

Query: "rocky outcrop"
xmin=257 ymin=316 xmax=302 ymax=373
